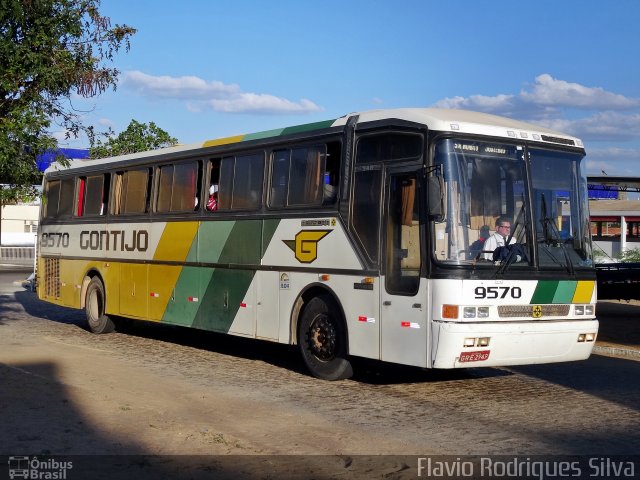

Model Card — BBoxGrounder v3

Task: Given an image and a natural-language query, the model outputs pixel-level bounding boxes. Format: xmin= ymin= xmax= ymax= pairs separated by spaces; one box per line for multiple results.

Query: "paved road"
xmin=1 ymin=271 xmax=639 ymax=478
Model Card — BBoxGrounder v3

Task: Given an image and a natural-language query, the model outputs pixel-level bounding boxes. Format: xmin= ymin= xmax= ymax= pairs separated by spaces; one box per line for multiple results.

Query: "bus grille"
xmin=498 ymin=304 xmax=570 ymax=318
xmin=44 ymin=258 xmax=60 ymax=298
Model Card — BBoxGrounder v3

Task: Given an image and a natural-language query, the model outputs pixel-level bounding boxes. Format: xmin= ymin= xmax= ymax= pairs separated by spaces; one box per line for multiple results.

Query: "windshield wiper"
xmin=539 ymin=194 xmax=575 ymax=275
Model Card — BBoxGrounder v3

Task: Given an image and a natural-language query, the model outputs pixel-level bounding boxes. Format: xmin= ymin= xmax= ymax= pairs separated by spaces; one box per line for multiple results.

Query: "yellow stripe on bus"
xmin=147 ymin=264 xmax=183 ymax=321
xmin=202 ymin=135 xmax=245 ymax=148
xmin=572 ymin=280 xmax=595 ymax=303
xmin=153 ymin=222 xmax=199 ymax=262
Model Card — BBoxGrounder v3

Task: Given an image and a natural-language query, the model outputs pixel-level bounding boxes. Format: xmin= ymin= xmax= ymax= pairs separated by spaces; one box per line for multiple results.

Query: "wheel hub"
xmin=309 ymin=314 xmax=336 ymax=361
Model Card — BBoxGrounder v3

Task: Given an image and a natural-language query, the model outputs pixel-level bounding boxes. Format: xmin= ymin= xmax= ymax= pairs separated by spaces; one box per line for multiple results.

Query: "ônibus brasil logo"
xmin=283 ymin=230 xmax=331 ymax=264
xmin=8 ymin=456 xmax=73 ymax=479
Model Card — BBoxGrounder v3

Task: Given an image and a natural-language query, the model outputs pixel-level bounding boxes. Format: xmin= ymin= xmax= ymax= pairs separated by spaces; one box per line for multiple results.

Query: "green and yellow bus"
xmin=38 ymin=108 xmax=598 ymax=380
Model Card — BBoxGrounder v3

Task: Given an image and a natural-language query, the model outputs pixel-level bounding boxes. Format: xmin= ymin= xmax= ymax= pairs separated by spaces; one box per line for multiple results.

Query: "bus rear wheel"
xmin=85 ymin=277 xmax=115 ymax=334
xmin=298 ymin=295 xmax=353 ymax=381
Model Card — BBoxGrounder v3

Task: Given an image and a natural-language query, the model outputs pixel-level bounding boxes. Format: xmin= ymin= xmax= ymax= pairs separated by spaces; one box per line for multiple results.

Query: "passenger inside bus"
xmin=206 ymin=184 xmax=218 ymax=211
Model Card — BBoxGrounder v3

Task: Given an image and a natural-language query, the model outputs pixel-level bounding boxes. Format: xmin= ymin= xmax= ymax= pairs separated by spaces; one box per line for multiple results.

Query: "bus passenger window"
xmin=156 ymin=162 xmax=199 ymax=213
xmin=206 ymin=159 xmax=221 ymax=212
xmin=76 ymin=177 xmax=86 ymax=216
xmin=289 ymin=147 xmax=324 ymax=206
xmin=112 ymin=169 xmax=150 ymax=215
xmin=58 ymin=178 xmax=75 ymax=218
xmin=80 ymin=175 xmax=108 ymax=216
xmin=225 ymin=153 xmax=264 ymax=210
xmin=44 ymin=180 xmax=61 ymax=218
xmin=322 ymin=142 xmax=341 ymax=205
xmin=270 ymin=150 xmax=289 ymax=208
xmin=268 ymin=144 xmax=338 ymax=208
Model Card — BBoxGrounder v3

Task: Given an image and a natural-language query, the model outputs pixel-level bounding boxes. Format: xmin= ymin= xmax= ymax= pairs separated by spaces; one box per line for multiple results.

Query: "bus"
xmin=37 ymin=108 xmax=598 ymax=380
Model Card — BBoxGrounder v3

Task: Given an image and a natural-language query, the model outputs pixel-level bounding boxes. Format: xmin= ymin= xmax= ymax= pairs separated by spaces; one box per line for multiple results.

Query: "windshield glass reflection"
xmin=433 ymin=139 xmax=593 ymax=270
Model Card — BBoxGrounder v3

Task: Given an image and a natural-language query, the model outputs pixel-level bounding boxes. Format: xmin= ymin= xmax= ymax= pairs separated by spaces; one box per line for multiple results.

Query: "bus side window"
xmin=112 ymin=169 xmax=150 ymax=215
xmin=269 ymin=150 xmax=289 ymax=208
xmin=268 ymin=142 xmax=340 ymax=208
xmin=78 ymin=174 xmax=109 ymax=216
xmin=76 ymin=177 xmax=86 ymax=216
xmin=323 ymin=141 xmax=341 ymax=205
xmin=206 ymin=159 xmax=221 ymax=212
xmin=42 ymin=177 xmax=74 ymax=218
xmin=44 ymin=180 xmax=61 ymax=218
xmin=170 ymin=162 xmax=199 ymax=212
xmin=222 ymin=153 xmax=264 ymax=210
xmin=156 ymin=162 xmax=202 ymax=213
xmin=57 ymin=178 xmax=75 ymax=218
xmin=289 ymin=146 xmax=324 ymax=206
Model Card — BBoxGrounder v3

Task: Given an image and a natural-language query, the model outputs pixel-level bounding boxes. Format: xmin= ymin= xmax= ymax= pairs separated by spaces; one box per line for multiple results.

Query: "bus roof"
xmin=336 ymin=108 xmax=584 ymax=147
xmin=46 ymin=108 xmax=583 ymax=174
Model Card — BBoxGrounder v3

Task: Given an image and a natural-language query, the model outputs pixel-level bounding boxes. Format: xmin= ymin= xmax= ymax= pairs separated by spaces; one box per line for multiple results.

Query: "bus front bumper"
xmin=431 ymin=319 xmax=599 ymax=369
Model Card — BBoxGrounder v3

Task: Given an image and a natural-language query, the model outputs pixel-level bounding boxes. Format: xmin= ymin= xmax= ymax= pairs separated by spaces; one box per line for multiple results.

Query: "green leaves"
xmin=0 ymin=0 xmax=136 ymax=193
xmin=89 ymin=120 xmax=178 ymax=159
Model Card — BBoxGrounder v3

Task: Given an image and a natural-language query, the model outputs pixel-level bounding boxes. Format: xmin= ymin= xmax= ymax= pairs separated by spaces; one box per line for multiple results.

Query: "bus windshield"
xmin=433 ymin=139 xmax=593 ymax=270
xmin=530 ymin=147 xmax=593 ymax=269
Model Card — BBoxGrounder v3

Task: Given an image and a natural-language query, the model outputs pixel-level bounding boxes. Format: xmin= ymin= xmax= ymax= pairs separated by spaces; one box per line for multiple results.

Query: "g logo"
xmin=283 ymin=230 xmax=331 ymax=263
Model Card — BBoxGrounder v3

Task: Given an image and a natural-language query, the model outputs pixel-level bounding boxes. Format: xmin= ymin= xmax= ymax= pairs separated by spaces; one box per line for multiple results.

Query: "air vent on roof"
xmin=540 ymin=135 xmax=575 ymax=146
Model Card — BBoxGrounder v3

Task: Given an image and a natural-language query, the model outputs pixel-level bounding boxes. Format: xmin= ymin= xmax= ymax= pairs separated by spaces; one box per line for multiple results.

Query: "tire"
xmin=297 ymin=294 xmax=353 ymax=381
xmin=85 ymin=277 xmax=115 ymax=334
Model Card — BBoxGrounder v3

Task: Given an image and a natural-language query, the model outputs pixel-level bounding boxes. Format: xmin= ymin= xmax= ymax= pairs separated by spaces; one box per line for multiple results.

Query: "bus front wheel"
xmin=298 ymin=295 xmax=353 ymax=381
xmin=85 ymin=277 xmax=115 ymax=334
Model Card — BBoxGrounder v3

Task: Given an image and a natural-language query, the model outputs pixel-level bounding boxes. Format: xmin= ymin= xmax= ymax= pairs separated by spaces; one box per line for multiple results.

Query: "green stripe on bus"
xmin=161 ymin=266 xmax=208 ymax=326
xmin=196 ymin=221 xmax=236 ymax=264
xmin=193 ymin=268 xmax=254 ymax=331
xmin=193 ymin=220 xmax=265 ymax=331
xmin=280 ymin=119 xmax=337 ymax=136
xmin=530 ymin=280 xmax=559 ymax=304
xmin=552 ymin=280 xmax=577 ymax=303
xmin=243 ymin=128 xmax=285 ymax=141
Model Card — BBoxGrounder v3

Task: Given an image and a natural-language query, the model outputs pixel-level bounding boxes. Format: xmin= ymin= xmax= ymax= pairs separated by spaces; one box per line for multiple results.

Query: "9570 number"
xmin=474 ymin=286 xmax=521 ymax=299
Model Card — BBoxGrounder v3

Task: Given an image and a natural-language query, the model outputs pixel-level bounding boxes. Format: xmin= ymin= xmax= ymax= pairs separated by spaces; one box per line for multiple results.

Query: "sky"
xmin=58 ymin=0 xmax=640 ymax=176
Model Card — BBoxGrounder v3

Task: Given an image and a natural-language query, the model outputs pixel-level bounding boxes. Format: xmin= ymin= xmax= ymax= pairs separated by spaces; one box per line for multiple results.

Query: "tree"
xmin=618 ymin=247 xmax=640 ymax=263
xmin=89 ymin=120 xmax=178 ymax=159
xmin=0 ymin=0 xmax=136 ymax=195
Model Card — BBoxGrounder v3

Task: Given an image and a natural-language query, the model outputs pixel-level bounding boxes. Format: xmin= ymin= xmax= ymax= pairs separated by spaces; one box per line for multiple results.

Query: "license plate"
xmin=459 ymin=350 xmax=490 ymax=363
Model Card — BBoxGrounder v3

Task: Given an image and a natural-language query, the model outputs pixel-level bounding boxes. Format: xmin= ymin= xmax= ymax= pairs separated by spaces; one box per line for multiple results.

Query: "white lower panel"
xmin=432 ymin=319 xmax=599 ymax=369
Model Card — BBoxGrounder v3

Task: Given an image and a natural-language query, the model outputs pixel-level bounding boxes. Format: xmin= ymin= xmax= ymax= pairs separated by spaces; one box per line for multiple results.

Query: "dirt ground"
xmin=2 ymin=273 xmax=640 ymax=479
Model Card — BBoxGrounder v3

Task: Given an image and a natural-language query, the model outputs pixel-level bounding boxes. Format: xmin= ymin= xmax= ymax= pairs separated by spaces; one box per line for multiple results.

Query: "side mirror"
xmin=427 ymin=176 xmax=443 ymax=217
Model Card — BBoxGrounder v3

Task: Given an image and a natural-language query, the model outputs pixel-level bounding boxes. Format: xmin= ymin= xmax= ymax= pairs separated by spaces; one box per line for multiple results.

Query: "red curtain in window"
xmin=77 ymin=178 xmax=85 ymax=216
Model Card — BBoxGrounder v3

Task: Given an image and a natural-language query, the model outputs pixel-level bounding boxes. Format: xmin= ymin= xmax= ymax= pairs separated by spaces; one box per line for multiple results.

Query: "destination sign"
xmin=453 ymin=142 xmax=516 ymax=158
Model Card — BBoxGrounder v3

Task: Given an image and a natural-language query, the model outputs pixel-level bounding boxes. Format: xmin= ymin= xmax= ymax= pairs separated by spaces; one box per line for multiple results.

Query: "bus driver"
xmin=482 ymin=216 xmax=515 ymax=261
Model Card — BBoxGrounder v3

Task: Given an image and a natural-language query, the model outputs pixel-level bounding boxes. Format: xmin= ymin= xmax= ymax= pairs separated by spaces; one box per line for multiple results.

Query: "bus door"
xmin=380 ymin=169 xmax=428 ymax=367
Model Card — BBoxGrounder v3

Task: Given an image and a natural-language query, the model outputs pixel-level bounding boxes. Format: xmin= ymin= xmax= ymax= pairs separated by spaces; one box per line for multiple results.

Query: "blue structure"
xmin=588 ymin=186 xmax=618 ymax=200
xmin=36 ymin=148 xmax=89 ymax=172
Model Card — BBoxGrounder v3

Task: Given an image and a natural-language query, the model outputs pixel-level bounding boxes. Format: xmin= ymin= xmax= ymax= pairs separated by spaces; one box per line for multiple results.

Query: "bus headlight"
xmin=575 ymin=305 xmax=584 ymax=315
xmin=463 ymin=307 xmax=476 ymax=318
xmin=577 ymin=332 xmax=596 ymax=342
xmin=585 ymin=305 xmax=595 ymax=315
xmin=478 ymin=307 xmax=490 ymax=318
